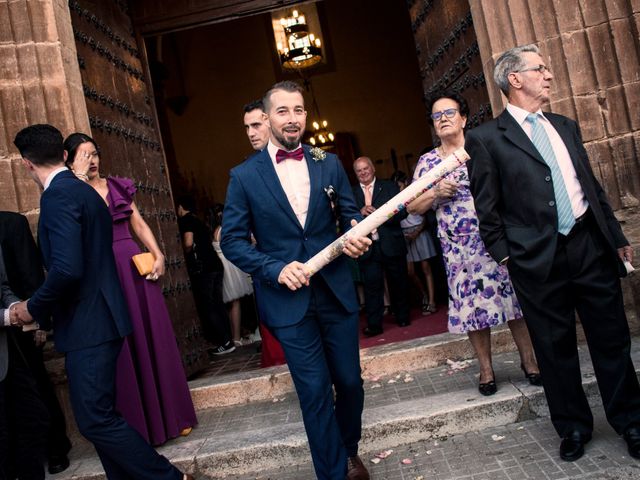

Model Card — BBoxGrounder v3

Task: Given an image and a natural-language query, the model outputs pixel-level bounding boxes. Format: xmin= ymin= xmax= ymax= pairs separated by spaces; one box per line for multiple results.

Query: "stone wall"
xmin=469 ymin=0 xmax=640 ymax=331
xmin=0 ymin=0 xmax=89 ymax=228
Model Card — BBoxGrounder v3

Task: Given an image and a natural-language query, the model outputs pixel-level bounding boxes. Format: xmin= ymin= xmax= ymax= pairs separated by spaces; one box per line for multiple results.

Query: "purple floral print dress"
xmin=414 ymin=149 xmax=522 ymax=333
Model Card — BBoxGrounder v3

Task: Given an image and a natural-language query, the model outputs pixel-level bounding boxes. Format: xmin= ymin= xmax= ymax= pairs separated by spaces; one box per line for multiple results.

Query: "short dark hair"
xmin=425 ymin=90 xmax=470 ymax=125
xmin=63 ymin=132 xmax=100 ymax=168
xmin=243 ymin=99 xmax=264 ymax=114
xmin=13 ymin=124 xmax=65 ymax=166
xmin=176 ymin=195 xmax=196 ymax=213
xmin=263 ymin=80 xmax=305 ymax=112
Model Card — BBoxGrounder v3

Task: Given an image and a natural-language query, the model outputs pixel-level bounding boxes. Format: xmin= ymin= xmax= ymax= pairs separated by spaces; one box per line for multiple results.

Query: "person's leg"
xmin=510 ymin=252 xmax=593 ymax=438
xmin=420 ymin=259 xmax=436 ymax=308
xmin=467 ymin=328 xmax=493 ymax=383
xmin=271 ymin=297 xmax=348 ymax=480
xmin=65 ymin=339 xmax=182 ymax=480
xmin=6 ymin=332 xmax=49 ymax=480
xmin=407 ymin=260 xmax=426 ymax=298
xmin=229 ymin=299 xmax=242 ymax=342
xmin=508 ymin=318 xmax=540 ymax=374
xmin=359 ymin=245 xmax=385 ymax=331
xmin=569 ymin=226 xmax=640 ymax=434
xmin=314 ymin=279 xmax=364 ymax=458
xmin=384 ymin=254 xmax=411 ymax=325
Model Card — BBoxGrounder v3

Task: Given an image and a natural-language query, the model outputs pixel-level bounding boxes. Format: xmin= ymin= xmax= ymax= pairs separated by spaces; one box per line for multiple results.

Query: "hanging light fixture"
xmin=307 ymin=119 xmax=335 ymax=148
xmin=275 ymin=9 xmax=323 ymax=70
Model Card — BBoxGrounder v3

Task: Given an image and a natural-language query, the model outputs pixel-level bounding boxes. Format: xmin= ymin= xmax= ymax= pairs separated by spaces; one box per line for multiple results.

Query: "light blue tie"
xmin=526 ymin=113 xmax=575 ymax=235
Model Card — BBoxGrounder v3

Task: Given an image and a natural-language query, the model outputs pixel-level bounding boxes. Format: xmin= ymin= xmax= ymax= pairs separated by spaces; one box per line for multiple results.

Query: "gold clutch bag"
xmin=132 ymin=252 xmax=155 ymax=276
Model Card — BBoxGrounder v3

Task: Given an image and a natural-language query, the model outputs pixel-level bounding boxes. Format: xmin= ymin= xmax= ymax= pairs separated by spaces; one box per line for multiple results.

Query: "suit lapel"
xmin=372 ymin=180 xmax=383 ymax=205
xmin=303 ymin=146 xmax=322 ymax=232
xmin=498 ymin=111 xmax=547 ymax=166
xmin=255 ymin=149 xmax=301 ymax=228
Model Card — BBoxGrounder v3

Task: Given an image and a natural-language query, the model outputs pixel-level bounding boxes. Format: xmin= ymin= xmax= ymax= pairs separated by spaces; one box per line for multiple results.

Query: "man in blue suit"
xmin=12 ymin=124 xmax=193 ymax=480
xmin=221 ymin=81 xmax=372 ymax=480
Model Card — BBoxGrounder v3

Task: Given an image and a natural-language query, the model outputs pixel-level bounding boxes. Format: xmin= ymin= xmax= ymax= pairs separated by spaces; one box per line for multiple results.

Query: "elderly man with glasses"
xmin=466 ymin=44 xmax=640 ymax=463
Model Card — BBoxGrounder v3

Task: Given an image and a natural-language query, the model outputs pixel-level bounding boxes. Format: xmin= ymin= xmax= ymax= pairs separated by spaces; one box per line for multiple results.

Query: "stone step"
xmin=48 ymin=339 xmax=640 ymax=479
xmin=189 ymin=326 xmax=519 ymax=410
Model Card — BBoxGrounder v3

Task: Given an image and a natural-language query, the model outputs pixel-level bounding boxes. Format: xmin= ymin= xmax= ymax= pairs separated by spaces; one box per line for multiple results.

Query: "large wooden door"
xmin=69 ymin=0 xmax=208 ymax=375
xmin=408 ymin=0 xmax=492 ymax=144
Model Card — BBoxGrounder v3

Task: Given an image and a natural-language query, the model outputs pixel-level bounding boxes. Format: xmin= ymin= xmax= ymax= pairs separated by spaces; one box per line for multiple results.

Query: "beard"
xmin=273 ymin=127 xmax=304 ymax=151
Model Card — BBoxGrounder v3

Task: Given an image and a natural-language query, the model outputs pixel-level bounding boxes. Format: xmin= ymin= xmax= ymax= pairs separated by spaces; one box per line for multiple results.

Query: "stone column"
xmin=469 ymin=0 xmax=640 ymax=330
xmin=0 ymin=0 xmax=89 ymax=225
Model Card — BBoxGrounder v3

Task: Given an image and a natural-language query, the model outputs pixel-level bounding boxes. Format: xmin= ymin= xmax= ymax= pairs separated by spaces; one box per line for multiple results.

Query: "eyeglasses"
xmin=515 ymin=64 xmax=551 ymax=74
xmin=431 ymin=108 xmax=458 ymax=121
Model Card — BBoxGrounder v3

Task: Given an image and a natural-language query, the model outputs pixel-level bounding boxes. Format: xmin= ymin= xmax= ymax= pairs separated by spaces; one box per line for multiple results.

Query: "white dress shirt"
xmin=43 ymin=166 xmax=69 ymax=191
xmin=506 ymin=103 xmax=588 ymax=218
xmin=267 ymin=140 xmax=310 ymax=227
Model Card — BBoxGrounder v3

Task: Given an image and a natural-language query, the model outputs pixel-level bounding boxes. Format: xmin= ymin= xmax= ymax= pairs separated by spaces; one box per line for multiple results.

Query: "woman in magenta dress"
xmin=64 ymin=133 xmax=197 ymax=445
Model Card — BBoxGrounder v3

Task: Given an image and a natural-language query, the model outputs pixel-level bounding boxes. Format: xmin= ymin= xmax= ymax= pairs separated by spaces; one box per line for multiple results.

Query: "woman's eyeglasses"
xmin=431 ymin=108 xmax=458 ymax=122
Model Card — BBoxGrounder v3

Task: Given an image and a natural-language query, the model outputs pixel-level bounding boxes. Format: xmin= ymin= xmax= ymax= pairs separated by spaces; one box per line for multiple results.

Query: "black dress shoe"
xmin=521 ymin=364 xmax=543 ymax=386
xmin=559 ymin=431 xmax=591 ymax=461
xmin=48 ymin=454 xmax=70 ymax=475
xmin=623 ymin=426 xmax=640 ymax=459
xmin=363 ymin=326 xmax=383 ymax=337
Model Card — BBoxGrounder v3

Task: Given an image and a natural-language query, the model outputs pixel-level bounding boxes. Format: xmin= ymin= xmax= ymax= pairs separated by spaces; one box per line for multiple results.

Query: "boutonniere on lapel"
xmin=310 ymin=147 xmax=326 ymax=162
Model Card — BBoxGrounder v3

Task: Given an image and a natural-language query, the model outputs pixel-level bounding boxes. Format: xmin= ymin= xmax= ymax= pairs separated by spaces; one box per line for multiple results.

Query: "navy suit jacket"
xmin=352 ymin=179 xmax=407 ymax=259
xmin=27 ymin=170 xmax=131 ymax=353
xmin=221 ymin=146 xmax=361 ymax=328
xmin=466 ymin=110 xmax=628 ymax=282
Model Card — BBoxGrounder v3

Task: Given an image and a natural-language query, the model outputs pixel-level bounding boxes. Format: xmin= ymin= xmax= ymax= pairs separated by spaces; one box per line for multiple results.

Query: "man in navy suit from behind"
xmin=12 ymin=124 xmax=193 ymax=480
xmin=221 ymin=81 xmax=372 ymax=480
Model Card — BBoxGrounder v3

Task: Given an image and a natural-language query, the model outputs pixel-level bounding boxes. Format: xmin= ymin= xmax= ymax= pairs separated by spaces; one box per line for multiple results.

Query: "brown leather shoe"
xmin=347 ymin=455 xmax=370 ymax=480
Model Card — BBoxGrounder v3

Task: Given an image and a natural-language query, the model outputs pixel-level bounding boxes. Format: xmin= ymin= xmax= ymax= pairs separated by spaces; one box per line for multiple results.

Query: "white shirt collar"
xmin=44 ymin=166 xmax=69 ymax=191
xmin=506 ymin=103 xmax=546 ymax=126
xmin=360 ymin=178 xmax=376 ymax=190
xmin=266 ymin=139 xmax=303 ymax=163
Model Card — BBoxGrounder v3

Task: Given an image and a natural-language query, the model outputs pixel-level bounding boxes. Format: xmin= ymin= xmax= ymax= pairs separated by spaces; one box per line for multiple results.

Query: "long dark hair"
xmin=63 ymin=132 xmax=100 ymax=168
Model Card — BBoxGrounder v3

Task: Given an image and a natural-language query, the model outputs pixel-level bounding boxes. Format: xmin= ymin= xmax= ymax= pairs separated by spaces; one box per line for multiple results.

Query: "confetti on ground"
xmin=426 ymin=450 xmax=432 ymax=455
xmin=504 ymin=360 xmax=514 ymax=363
xmin=404 ymin=375 xmax=414 ymax=383
xmin=517 ymin=426 xmax=524 ymax=430
xmin=446 ymin=359 xmax=473 ymax=371
xmin=434 ymin=441 xmax=439 ymax=446
xmin=388 ymin=379 xmax=397 ymax=384
xmin=491 ymin=434 xmax=506 ymax=441
xmin=376 ymin=449 xmax=394 ymax=459
xmin=370 ymin=458 xmax=381 ymax=464
xmin=371 ymin=383 xmax=382 ymax=389
xmin=395 ymin=374 xmax=402 ymax=379
xmin=370 ymin=376 xmax=381 ymax=382
xmin=401 ymin=458 xmax=413 ymax=465
xmin=415 ymin=476 xmax=424 ymax=480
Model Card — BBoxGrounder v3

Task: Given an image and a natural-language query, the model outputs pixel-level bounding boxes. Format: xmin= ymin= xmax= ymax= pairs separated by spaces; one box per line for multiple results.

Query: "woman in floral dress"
xmin=409 ymin=91 xmax=541 ymax=395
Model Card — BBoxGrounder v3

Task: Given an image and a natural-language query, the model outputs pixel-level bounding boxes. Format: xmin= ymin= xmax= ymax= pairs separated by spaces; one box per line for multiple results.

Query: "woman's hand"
xmin=435 ymin=178 xmax=458 ymax=199
xmin=147 ymin=253 xmax=165 ymax=281
xmin=72 ymin=151 xmax=92 ymax=177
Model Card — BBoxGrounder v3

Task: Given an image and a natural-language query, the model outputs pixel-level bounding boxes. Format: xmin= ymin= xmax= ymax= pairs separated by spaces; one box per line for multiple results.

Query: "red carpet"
xmin=358 ymin=305 xmax=449 ymax=349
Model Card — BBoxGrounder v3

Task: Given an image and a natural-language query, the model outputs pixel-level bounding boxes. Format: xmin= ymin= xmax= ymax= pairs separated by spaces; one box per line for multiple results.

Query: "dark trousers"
xmin=0 ymin=332 xmax=49 ymax=480
xmin=65 ymin=339 xmax=182 ymax=480
xmin=359 ymin=242 xmax=410 ymax=328
xmin=14 ymin=330 xmax=71 ymax=460
xmin=190 ymin=270 xmax=232 ymax=345
xmin=271 ymin=277 xmax=364 ymax=480
xmin=509 ymin=215 xmax=640 ymax=437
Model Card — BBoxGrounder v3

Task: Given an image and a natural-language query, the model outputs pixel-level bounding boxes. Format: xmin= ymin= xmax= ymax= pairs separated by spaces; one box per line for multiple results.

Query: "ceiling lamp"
xmin=276 ymin=9 xmax=323 ymax=70
xmin=306 ymin=119 xmax=335 ymax=149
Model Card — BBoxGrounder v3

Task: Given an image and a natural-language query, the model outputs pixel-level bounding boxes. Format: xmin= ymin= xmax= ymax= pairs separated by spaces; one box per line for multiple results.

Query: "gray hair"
xmin=493 ymin=44 xmax=541 ymax=95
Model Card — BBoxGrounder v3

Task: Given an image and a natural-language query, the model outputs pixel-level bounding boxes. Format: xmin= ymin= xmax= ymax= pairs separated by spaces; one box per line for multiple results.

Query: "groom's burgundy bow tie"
xmin=275 ymin=147 xmax=304 ymax=163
